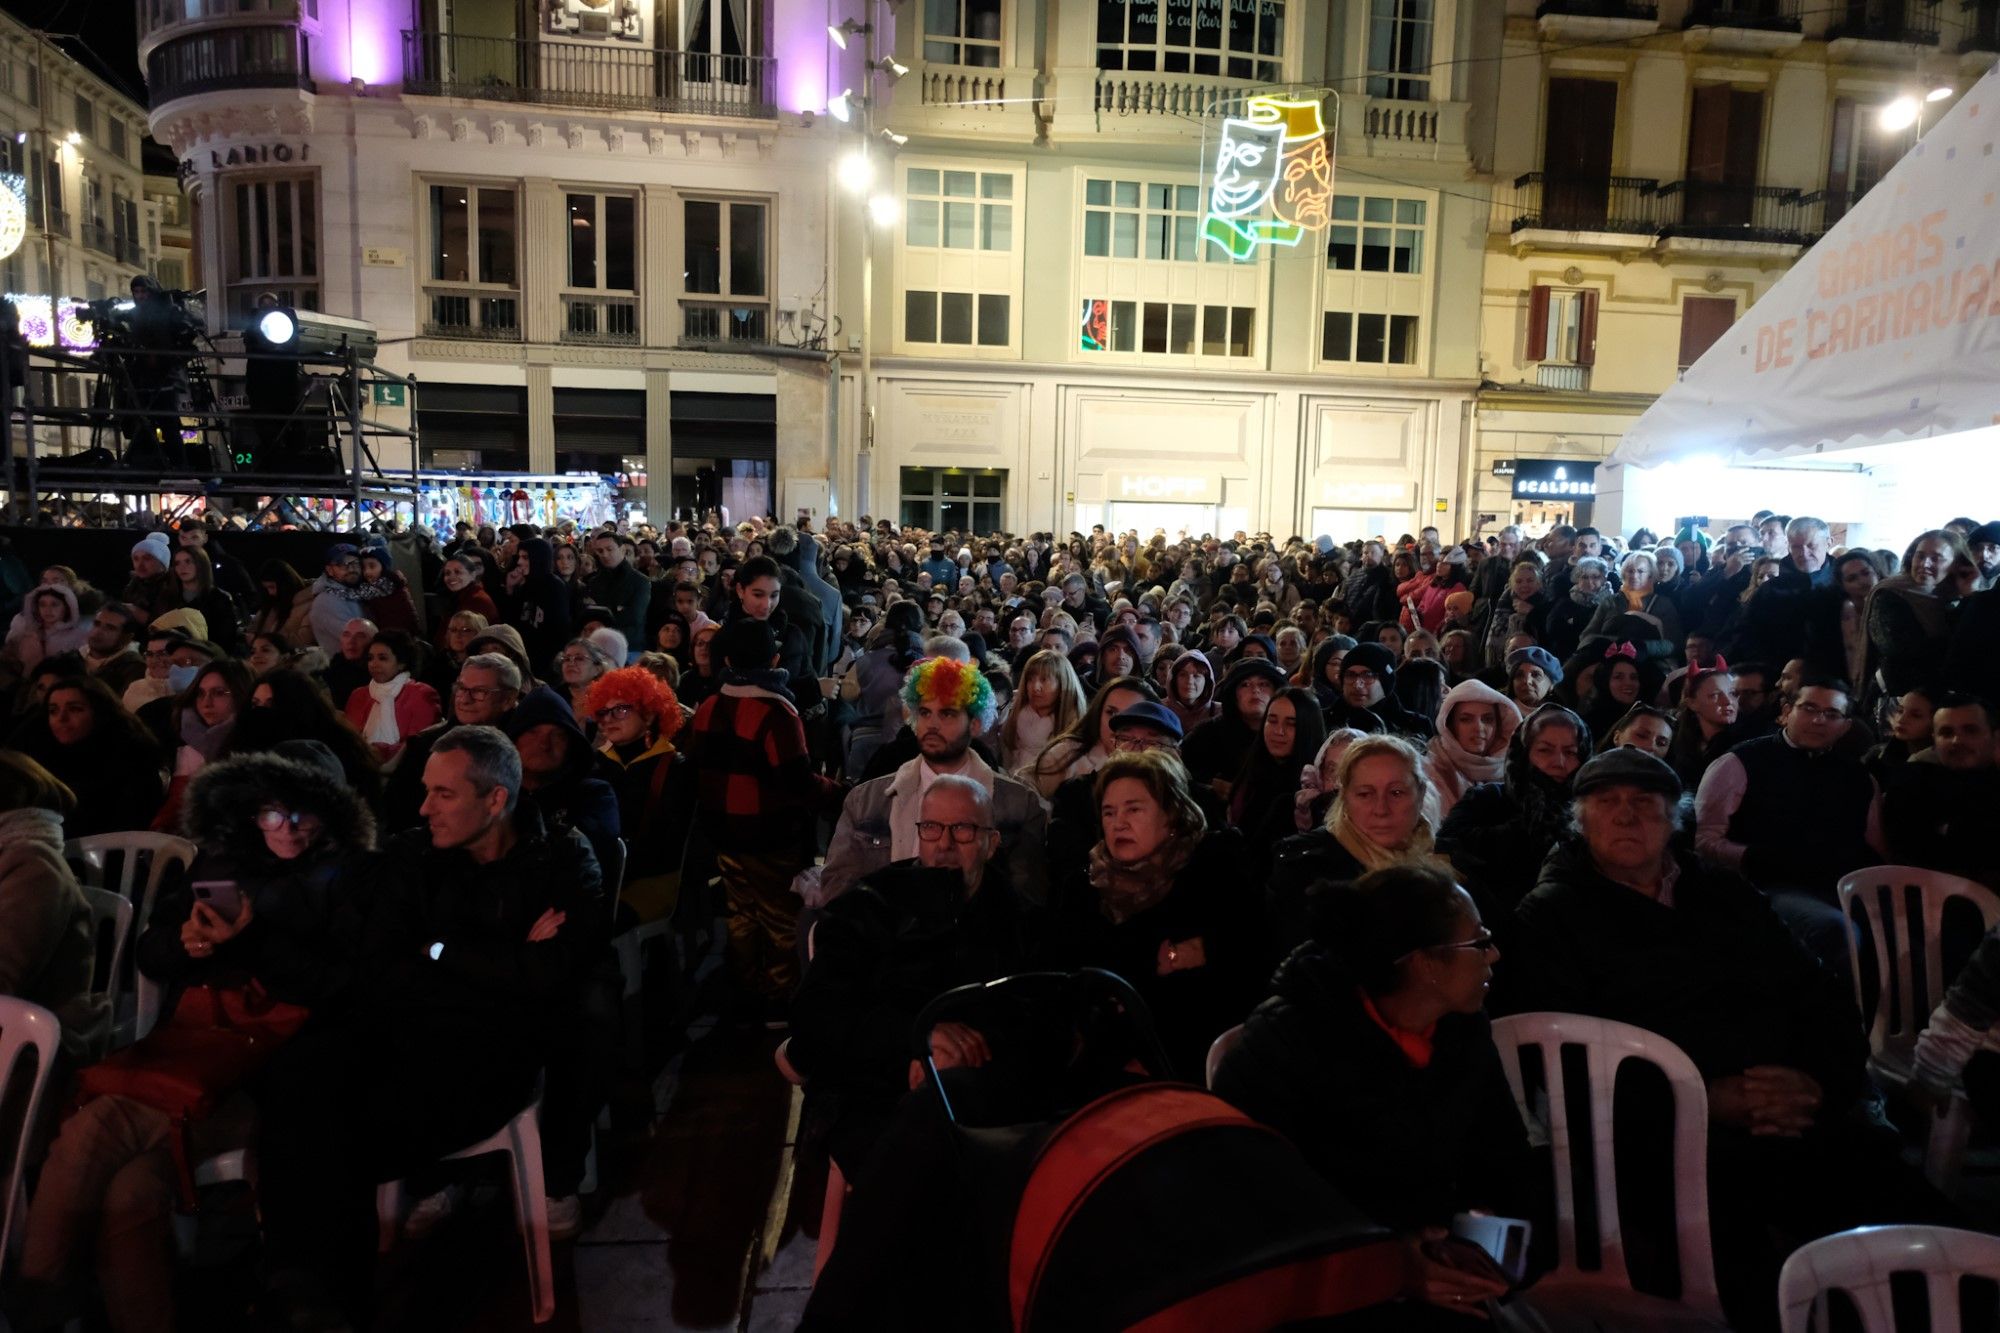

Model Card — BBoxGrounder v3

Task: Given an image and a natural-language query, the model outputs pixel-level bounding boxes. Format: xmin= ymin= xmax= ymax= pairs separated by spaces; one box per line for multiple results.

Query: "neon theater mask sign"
xmin=1203 ymin=96 xmax=1334 ymax=260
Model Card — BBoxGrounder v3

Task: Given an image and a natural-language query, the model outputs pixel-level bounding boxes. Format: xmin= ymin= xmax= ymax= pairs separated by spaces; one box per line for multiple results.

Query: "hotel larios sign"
xmin=178 ymin=143 xmax=310 ymax=186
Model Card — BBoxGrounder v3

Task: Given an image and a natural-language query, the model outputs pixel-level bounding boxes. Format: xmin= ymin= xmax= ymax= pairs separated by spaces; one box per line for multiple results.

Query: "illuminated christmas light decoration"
xmin=1203 ymin=95 xmax=1334 ymax=260
xmin=5 ymin=294 xmax=100 ymax=351
xmin=0 ymin=173 xmax=25 ymax=263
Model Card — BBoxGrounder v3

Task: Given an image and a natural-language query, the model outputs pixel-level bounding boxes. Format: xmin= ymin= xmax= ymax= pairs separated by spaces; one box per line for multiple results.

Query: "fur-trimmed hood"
xmin=181 ymin=752 xmax=376 ymax=869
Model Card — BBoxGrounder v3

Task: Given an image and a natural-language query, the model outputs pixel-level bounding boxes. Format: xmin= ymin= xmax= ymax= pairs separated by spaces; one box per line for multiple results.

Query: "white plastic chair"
xmin=65 ymin=833 xmax=196 ymax=1046
xmin=1777 ymin=1225 xmax=2000 ymax=1332
xmin=79 ymin=886 xmax=134 ymax=1055
xmin=0 ymin=998 xmax=60 ymax=1280
xmin=375 ymin=1102 xmax=555 ymax=1324
xmin=1837 ymin=865 xmax=2000 ymax=1192
xmin=1204 ymin=1023 xmax=1244 ymax=1090
xmin=1491 ymin=1012 xmax=1728 ymax=1329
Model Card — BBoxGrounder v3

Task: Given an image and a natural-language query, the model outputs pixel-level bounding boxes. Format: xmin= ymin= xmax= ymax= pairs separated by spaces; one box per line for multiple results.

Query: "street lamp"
xmin=825 ymin=1 xmax=900 ymax=518
xmin=1881 ymin=85 xmax=1955 ymax=134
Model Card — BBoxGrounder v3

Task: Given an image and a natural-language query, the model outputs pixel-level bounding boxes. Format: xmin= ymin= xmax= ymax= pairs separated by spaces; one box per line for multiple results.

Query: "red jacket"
xmin=343 ymin=677 xmax=444 ymax=747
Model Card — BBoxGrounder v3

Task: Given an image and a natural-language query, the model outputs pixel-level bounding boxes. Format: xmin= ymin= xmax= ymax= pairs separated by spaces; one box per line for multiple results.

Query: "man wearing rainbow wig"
xmin=817 ymin=655 xmax=1050 ymax=908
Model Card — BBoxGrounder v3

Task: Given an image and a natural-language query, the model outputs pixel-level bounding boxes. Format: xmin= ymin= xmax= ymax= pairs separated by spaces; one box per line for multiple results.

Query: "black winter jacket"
xmin=1213 ymin=943 xmax=1540 ymax=1232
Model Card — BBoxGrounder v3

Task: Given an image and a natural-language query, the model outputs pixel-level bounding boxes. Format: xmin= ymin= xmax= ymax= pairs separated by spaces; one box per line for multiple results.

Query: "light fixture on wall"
xmin=827 ymin=18 xmax=868 ymax=49
xmin=873 ymin=56 xmax=908 ymax=80
xmin=878 ymin=128 xmax=908 ymax=146
xmin=837 ymin=149 xmax=874 ymax=191
xmin=827 ymin=89 xmax=854 ymax=122
xmin=1880 ymin=96 xmax=1921 ymax=131
xmin=1927 ymin=85 xmax=1954 ymax=102
xmin=866 ymin=194 xmax=898 ymax=227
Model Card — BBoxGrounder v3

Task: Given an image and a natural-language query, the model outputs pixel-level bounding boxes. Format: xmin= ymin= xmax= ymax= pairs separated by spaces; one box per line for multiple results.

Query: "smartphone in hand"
xmin=192 ymin=880 xmax=245 ymax=925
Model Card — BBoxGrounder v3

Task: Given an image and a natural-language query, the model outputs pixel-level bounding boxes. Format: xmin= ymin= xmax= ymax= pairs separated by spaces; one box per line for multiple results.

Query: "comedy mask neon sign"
xmin=1204 ymin=95 xmax=1333 ymax=260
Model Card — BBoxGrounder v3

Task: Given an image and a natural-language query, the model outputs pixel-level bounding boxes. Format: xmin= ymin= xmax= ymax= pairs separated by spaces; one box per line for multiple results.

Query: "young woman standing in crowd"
xmin=997 ymin=649 xmax=1085 ymax=773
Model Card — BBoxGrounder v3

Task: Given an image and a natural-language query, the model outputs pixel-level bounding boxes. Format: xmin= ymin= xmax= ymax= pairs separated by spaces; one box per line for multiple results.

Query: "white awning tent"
xmin=1598 ymin=65 xmax=2000 ymax=543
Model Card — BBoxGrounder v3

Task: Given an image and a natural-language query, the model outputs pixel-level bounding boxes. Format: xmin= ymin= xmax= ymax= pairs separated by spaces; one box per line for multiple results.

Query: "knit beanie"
xmin=132 ymin=532 xmax=172 ymax=569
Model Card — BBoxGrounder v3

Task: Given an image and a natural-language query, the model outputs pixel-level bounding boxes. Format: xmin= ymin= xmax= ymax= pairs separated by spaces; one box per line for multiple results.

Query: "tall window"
xmin=1095 ymin=0 xmax=1284 ymax=81
xmin=228 ymin=175 xmax=319 ymax=316
xmin=900 ymin=466 xmax=1004 ymax=534
xmin=1825 ymin=96 xmax=1910 ymax=225
xmin=108 ymin=118 xmax=127 ymax=161
xmin=1678 ymin=296 xmax=1735 ymax=371
xmin=427 ymin=182 xmax=518 ymax=337
xmin=681 ymin=198 xmax=768 ymax=344
xmin=1079 ymin=298 xmax=1254 ymax=358
xmin=924 ymin=0 xmax=1002 ymax=67
xmin=566 ymin=192 xmax=636 ymax=291
xmin=1684 ymin=84 xmax=1764 ymax=228
xmin=72 ymin=93 xmax=93 ymax=142
xmin=905 ymin=168 xmax=1011 ymax=251
xmin=1367 ymin=0 xmax=1432 ymax=101
xmin=1321 ymin=191 xmax=1429 ymax=368
xmin=1526 ymin=286 xmax=1598 ymax=366
xmin=904 ymin=290 xmax=1009 ymax=346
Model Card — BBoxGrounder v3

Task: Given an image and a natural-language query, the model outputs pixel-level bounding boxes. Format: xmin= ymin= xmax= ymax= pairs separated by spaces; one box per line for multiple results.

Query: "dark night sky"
xmin=2 ymin=0 xmax=171 ymax=170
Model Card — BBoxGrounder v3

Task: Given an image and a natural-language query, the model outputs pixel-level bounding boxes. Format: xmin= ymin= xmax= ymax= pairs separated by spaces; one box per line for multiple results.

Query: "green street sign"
xmin=371 ymin=382 xmax=407 ymax=407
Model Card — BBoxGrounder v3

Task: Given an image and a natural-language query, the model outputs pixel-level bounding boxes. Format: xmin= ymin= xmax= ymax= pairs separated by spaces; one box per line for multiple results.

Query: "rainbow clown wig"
xmin=901 ymin=655 xmax=998 ymax=731
xmin=583 ymin=665 xmax=684 ymax=745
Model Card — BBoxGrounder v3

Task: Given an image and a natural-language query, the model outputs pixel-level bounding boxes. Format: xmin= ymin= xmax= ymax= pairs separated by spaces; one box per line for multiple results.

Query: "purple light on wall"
xmin=344 ymin=0 xmax=405 ymax=86
xmin=774 ymin=6 xmax=828 ymax=117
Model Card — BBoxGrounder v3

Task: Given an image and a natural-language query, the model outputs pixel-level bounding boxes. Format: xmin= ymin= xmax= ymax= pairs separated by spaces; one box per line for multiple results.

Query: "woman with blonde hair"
xmin=1268 ymin=733 xmax=1442 ymax=955
xmin=997 ymin=649 xmax=1086 ymax=772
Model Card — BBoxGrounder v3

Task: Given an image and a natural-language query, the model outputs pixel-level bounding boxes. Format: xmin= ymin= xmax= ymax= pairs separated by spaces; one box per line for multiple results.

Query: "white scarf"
xmin=363 ymin=672 xmax=410 ymax=745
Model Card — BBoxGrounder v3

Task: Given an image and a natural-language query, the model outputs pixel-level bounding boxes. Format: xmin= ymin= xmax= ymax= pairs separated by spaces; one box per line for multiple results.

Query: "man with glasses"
xmin=820 ymin=656 xmax=1048 ymax=908
xmin=1694 ymin=674 xmax=1874 ymax=969
xmin=1505 ymin=746 xmax=1940 ymax=1326
xmin=382 ymin=653 xmax=526 ymax=830
xmin=1320 ymin=642 xmax=1435 ymax=741
xmin=789 ymin=774 xmax=1037 ymax=1176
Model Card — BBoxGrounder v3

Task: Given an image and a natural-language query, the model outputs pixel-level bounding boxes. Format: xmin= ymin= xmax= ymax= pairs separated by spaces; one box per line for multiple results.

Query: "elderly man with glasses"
xmin=788 ymin=774 xmax=1041 ymax=1176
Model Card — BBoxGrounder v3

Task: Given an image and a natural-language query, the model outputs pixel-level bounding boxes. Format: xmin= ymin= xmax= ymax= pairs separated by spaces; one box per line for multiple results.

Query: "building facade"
xmin=1477 ymin=0 xmax=1998 ymax=539
xmin=847 ymin=0 xmax=1503 ymax=542
xmin=0 ymin=15 xmax=162 ymax=336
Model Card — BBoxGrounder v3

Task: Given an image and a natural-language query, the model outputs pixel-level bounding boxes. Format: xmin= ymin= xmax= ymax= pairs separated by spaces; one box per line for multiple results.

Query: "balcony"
xmin=560 ymin=294 xmax=640 ymax=346
xmin=1507 ymin=173 xmax=1666 ymax=242
xmin=1535 ymin=1 xmax=1660 ymax=42
xmin=679 ymin=300 xmax=768 ymax=347
xmin=424 ymin=288 xmax=521 ymax=341
xmin=922 ymin=66 xmax=1006 ymax=108
xmin=401 ymin=32 xmax=775 ymax=119
xmin=1655 ymin=181 xmax=1823 ymax=248
xmin=145 ymin=25 xmax=312 ymax=106
xmin=136 ymin=0 xmax=300 ymax=61
xmin=1092 ymin=69 xmax=1257 ymax=121
xmin=1536 ymin=364 xmax=1592 ymax=391
xmin=80 ymin=219 xmax=115 ymax=255
xmin=42 ymin=205 xmax=69 ymax=237
xmin=1962 ymin=2 xmax=2000 ymax=55
xmin=1683 ymin=0 xmax=1804 ymax=52
xmin=118 ymin=236 xmax=146 ymax=266
xmin=1825 ymin=2 xmax=1941 ymax=60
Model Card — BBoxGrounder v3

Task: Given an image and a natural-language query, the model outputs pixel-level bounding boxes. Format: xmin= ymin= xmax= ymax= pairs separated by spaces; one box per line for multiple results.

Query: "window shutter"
xmin=1576 ymin=290 xmax=1599 ymax=367
xmin=1679 ymin=296 xmax=1736 ymax=370
xmin=1526 ymin=285 xmax=1551 ymax=361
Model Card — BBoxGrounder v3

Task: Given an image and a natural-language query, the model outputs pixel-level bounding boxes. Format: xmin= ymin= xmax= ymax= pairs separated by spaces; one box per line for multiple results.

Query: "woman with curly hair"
xmin=586 ymin=666 xmax=696 ymax=925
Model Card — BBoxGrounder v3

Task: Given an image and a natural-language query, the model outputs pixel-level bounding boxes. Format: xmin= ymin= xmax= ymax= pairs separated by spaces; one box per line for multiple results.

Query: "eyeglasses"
xmin=915 ymin=820 xmax=991 ymax=844
xmin=453 ymin=683 xmax=510 ymax=700
xmin=1434 ymin=931 xmax=1498 ymax=955
xmin=256 ymin=804 xmax=312 ymax=833
xmin=594 ymin=703 xmax=638 ymax=723
xmin=1792 ymin=702 xmax=1848 ymax=723
xmin=558 ymin=652 xmax=595 ymax=667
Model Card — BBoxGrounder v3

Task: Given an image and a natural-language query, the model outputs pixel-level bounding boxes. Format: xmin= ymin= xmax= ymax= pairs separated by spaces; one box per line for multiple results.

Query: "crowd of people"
xmin=2 ymin=504 xmax=1999 ymax=1330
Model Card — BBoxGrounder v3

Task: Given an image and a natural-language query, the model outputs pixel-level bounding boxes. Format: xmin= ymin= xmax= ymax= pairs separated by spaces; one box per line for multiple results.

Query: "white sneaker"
xmin=401 ymin=1184 xmax=463 ymax=1241
xmin=546 ymin=1194 xmax=582 ymax=1241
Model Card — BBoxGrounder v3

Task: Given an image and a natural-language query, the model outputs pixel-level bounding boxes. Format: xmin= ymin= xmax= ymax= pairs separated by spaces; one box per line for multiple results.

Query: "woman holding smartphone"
xmin=13 ymin=745 xmax=374 ymax=1332
xmin=1213 ymin=861 xmax=1544 ymax=1326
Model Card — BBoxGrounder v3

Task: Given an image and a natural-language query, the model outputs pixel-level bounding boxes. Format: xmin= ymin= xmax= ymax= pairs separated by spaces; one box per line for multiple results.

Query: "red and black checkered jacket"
xmin=689 ymin=682 xmax=828 ymax=853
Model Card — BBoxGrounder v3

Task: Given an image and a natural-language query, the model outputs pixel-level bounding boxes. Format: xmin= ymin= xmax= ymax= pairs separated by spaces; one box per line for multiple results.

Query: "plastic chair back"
xmin=1837 ymin=865 xmax=2000 ymax=1071
xmin=80 ymin=886 xmax=133 ymax=1053
xmin=1778 ymin=1225 xmax=2000 ymax=1333
xmin=65 ymin=833 xmax=195 ymax=1045
xmin=1491 ymin=1012 xmax=1721 ymax=1318
xmin=0 ymin=997 xmax=60 ymax=1278
xmin=1204 ymin=1024 xmax=1243 ymax=1090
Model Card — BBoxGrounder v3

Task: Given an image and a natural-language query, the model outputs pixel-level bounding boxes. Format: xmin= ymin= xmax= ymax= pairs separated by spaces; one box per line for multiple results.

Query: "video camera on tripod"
xmin=69 ymin=285 xmax=220 ymax=470
xmin=76 ymin=288 xmax=206 ymax=349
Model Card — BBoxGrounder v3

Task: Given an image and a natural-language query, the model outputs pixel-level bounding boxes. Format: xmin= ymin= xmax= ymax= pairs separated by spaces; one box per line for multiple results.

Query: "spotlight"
xmin=867 ymin=194 xmax=898 ymax=227
xmin=828 ymin=89 xmax=853 ymax=122
xmin=1879 ymin=96 xmax=1920 ymax=131
xmin=63 ymin=130 xmax=79 ymax=146
xmin=256 ymin=308 xmax=297 ymax=346
xmin=837 ymin=149 xmax=874 ymax=191
xmin=875 ymin=56 xmax=909 ymax=80
xmin=879 ymin=128 xmax=909 ymax=146
xmin=827 ymin=19 xmax=867 ymax=48
xmin=1927 ymin=85 xmax=1954 ymax=102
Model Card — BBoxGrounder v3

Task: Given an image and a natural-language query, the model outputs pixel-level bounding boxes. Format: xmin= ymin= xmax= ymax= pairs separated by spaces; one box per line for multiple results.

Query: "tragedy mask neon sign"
xmin=1204 ymin=95 xmax=1334 ymax=260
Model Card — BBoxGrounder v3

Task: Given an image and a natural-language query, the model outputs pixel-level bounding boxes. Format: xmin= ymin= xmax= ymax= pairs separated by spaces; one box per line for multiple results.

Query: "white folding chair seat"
xmin=79 ymin=886 xmax=133 ymax=1057
xmin=65 ymin=833 xmax=197 ymax=1047
xmin=1204 ymin=1023 xmax=1244 ymax=1090
xmin=0 ymin=998 xmax=60 ymax=1280
xmin=1778 ymin=1224 xmax=2000 ymax=1332
xmin=375 ymin=1101 xmax=555 ymax=1323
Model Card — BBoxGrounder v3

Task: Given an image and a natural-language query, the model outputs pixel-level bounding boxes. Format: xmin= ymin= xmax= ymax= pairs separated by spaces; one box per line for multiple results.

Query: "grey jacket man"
xmin=817 ymin=749 xmax=1049 ymax=906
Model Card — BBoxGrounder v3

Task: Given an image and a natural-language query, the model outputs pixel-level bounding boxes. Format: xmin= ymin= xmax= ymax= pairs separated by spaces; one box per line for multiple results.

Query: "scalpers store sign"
xmin=1512 ymin=460 xmax=1596 ymax=500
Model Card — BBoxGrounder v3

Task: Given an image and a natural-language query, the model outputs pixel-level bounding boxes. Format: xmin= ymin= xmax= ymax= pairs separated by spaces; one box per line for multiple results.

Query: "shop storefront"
xmin=1506 ymin=458 xmax=1597 ymax=536
xmin=670 ymin=390 xmax=775 ymax=525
